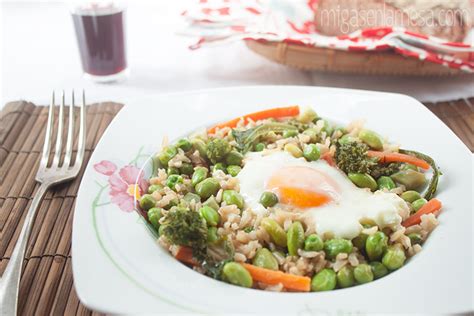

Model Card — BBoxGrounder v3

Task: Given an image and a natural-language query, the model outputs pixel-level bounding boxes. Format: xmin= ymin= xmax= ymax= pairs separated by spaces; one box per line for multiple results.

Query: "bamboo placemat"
xmin=0 ymin=98 xmax=472 ymax=315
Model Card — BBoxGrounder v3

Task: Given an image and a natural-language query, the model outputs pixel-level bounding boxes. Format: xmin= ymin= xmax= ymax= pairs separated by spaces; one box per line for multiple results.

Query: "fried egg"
xmin=237 ymin=151 xmax=408 ymax=239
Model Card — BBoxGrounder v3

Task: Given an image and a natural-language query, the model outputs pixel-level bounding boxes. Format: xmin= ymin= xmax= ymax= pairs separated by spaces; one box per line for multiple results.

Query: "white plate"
xmin=72 ymin=86 xmax=473 ymax=314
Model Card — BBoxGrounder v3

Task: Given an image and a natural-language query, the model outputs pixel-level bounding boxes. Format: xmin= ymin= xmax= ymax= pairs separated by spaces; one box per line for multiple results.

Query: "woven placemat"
xmin=0 ymin=98 xmax=472 ymax=315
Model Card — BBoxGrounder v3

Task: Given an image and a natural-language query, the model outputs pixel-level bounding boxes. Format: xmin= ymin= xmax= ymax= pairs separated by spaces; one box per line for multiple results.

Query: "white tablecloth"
xmin=1 ymin=1 xmax=474 ymax=108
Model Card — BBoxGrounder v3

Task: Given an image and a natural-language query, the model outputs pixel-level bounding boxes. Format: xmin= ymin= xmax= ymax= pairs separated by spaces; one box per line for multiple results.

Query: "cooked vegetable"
xmin=207 ymin=227 xmax=219 ymax=244
xmin=304 ymin=234 xmax=324 ymax=252
xmin=382 ymin=245 xmax=406 ymax=270
xmin=412 ymin=198 xmax=427 ymax=212
xmin=191 ymin=138 xmax=207 ymax=159
xmin=191 ymin=167 xmax=208 ymax=186
xmin=183 ymin=192 xmax=201 ymax=204
xmin=176 ymin=138 xmax=192 ymax=152
xmin=324 ymin=238 xmax=353 ymax=259
xmin=195 ymin=178 xmax=220 ymax=199
xmin=402 ymin=198 xmax=442 ymax=227
xmin=139 ymin=194 xmax=156 ymax=211
xmin=199 ymin=206 xmax=220 ymax=226
xmin=158 ymin=145 xmax=178 ymax=166
xmin=303 ymin=144 xmax=321 ymax=161
xmin=166 ymin=174 xmax=183 ymax=191
xmin=226 ymin=165 xmax=241 ymax=177
xmin=298 ymin=107 xmax=318 ymax=123
xmin=254 ymin=143 xmax=265 ymax=152
xmin=206 ymin=139 xmax=232 ymax=164
xmin=225 ymin=151 xmax=244 ymax=166
xmin=284 ymin=143 xmax=303 ymax=158
xmin=174 ymin=246 xmax=198 ymax=266
xmin=233 ymin=123 xmax=298 ymax=153
xmin=377 ymin=176 xmax=396 ymax=190
xmin=222 ymin=190 xmax=244 ymax=209
xmin=358 ymin=129 xmax=384 ymax=150
xmin=287 ymin=221 xmax=305 ymax=256
xmin=148 ymin=184 xmax=163 ymax=194
xmin=222 ymin=262 xmax=253 ymax=288
xmin=370 ymin=261 xmax=388 ymax=279
xmin=365 ymin=231 xmax=388 ymax=261
xmin=400 ymin=190 xmax=422 ymax=203
xmin=408 ymin=233 xmax=423 ymax=245
xmin=391 ymin=169 xmax=426 ymax=190
xmin=354 ymin=264 xmax=374 ymax=284
xmin=242 ymin=263 xmax=311 ymax=292
xmin=283 ymin=129 xmax=298 ymax=138
xmin=147 ymin=207 xmax=162 ymax=230
xmin=252 ymin=248 xmax=279 ymax=270
xmin=260 ymin=218 xmax=287 ymax=247
xmin=260 ymin=191 xmax=279 ymax=208
xmin=337 ymin=266 xmax=355 ymax=288
xmin=311 ymin=269 xmax=337 ymax=291
xmin=348 ymin=173 xmax=378 ymax=191
xmin=367 ymin=150 xmax=430 ymax=170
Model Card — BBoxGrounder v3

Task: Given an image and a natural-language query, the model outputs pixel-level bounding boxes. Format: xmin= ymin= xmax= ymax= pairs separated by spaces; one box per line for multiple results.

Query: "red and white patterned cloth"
xmin=182 ymin=0 xmax=474 ymax=73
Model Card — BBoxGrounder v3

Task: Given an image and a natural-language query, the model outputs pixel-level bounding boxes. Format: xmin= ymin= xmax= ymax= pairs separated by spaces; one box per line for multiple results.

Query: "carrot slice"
xmin=174 ymin=246 xmax=198 ymax=266
xmin=402 ymin=198 xmax=442 ymax=227
xmin=208 ymin=106 xmax=300 ymax=134
xmin=367 ymin=151 xmax=430 ymax=170
xmin=321 ymin=152 xmax=336 ymax=167
xmin=241 ymin=263 xmax=311 ymax=292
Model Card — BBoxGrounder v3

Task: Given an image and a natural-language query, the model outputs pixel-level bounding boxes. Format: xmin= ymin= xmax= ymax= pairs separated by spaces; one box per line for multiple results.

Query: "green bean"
xmin=412 ymin=198 xmax=427 ymax=212
xmin=203 ymin=196 xmax=219 ymax=211
xmin=148 ymin=184 xmax=163 ymax=194
xmin=176 ymin=138 xmax=192 ymax=152
xmin=199 ymin=206 xmax=220 ymax=226
xmin=284 ymin=143 xmax=303 ymax=158
xmin=259 ymin=192 xmax=278 ymax=208
xmin=303 ymin=144 xmax=321 ymax=161
xmin=166 ymin=174 xmax=183 ymax=191
xmin=324 ymin=238 xmax=353 ymax=259
xmin=139 ymin=194 xmax=156 ymax=210
xmin=400 ymin=190 xmax=422 ymax=203
xmin=191 ymin=167 xmax=208 ymax=186
xmin=377 ymin=176 xmax=396 ymax=190
xmin=252 ymin=248 xmax=279 ymax=270
xmin=348 ymin=173 xmax=378 ymax=191
xmin=370 ymin=261 xmax=388 ymax=279
xmin=221 ymin=262 xmax=253 ymax=288
xmin=147 ymin=207 xmax=162 ymax=230
xmin=302 ymin=128 xmax=319 ymax=143
xmin=358 ymin=129 xmax=383 ymax=150
xmin=365 ymin=231 xmax=388 ymax=261
xmin=287 ymin=221 xmax=305 ymax=256
xmin=311 ymin=269 xmax=336 ymax=292
xmin=254 ymin=143 xmax=265 ymax=152
xmin=183 ymin=192 xmax=201 ymax=204
xmin=408 ymin=233 xmax=422 ymax=245
xmin=225 ymin=150 xmax=244 ymax=166
xmin=260 ymin=218 xmax=287 ymax=247
xmin=222 ymin=190 xmax=244 ymax=209
xmin=227 ymin=165 xmax=242 ymax=177
xmin=283 ymin=130 xmax=298 ymax=138
xmin=337 ymin=266 xmax=355 ymax=288
xmin=354 ymin=263 xmax=374 ymax=284
xmin=298 ymin=107 xmax=318 ymax=123
xmin=167 ymin=167 xmax=179 ymax=175
xmin=391 ymin=170 xmax=426 ymax=190
xmin=191 ymin=138 xmax=207 ymax=159
xmin=207 ymin=226 xmax=219 ymax=244
xmin=158 ymin=145 xmax=178 ymax=166
xmin=195 ymin=178 xmax=220 ymax=199
xmin=179 ymin=163 xmax=194 ymax=176
xmin=213 ymin=163 xmax=227 ymax=173
xmin=382 ymin=245 xmax=406 ymax=270
xmin=304 ymin=234 xmax=324 ymax=252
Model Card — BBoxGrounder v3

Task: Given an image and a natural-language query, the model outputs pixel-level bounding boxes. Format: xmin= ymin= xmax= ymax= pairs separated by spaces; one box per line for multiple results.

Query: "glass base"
xmin=83 ymin=68 xmax=129 ymax=83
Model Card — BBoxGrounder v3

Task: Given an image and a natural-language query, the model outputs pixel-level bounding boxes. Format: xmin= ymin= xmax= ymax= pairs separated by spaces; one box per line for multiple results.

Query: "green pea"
xmin=259 ymin=192 xmax=278 ymax=208
xmin=302 ymin=128 xmax=319 ymax=143
xmin=183 ymin=192 xmax=201 ymax=204
xmin=212 ymin=163 xmax=227 ymax=173
xmin=284 ymin=143 xmax=303 ymax=158
xmin=303 ymin=144 xmax=321 ymax=161
xmin=166 ymin=174 xmax=183 ymax=191
xmin=352 ymin=233 xmax=368 ymax=253
xmin=412 ymin=198 xmax=427 ymax=212
xmin=254 ymin=143 xmax=265 ymax=152
xmin=176 ymin=138 xmax=192 ymax=152
xmin=167 ymin=167 xmax=179 ymax=175
xmin=304 ymin=234 xmax=324 ymax=252
xmin=158 ymin=146 xmax=178 ymax=167
xmin=337 ymin=266 xmax=355 ymax=288
xmin=408 ymin=233 xmax=423 ymax=245
xmin=311 ymin=269 xmax=337 ymax=292
xmin=147 ymin=207 xmax=162 ymax=230
xmin=222 ymin=190 xmax=244 ymax=209
xmin=400 ymin=190 xmax=422 ymax=203
xmin=207 ymin=227 xmax=219 ymax=244
xmin=358 ymin=129 xmax=383 ymax=150
xmin=199 ymin=205 xmax=220 ymax=226
xmin=287 ymin=222 xmax=305 ymax=256
xmin=195 ymin=178 xmax=220 ymax=199
xmin=252 ymin=248 xmax=279 ymax=270
xmin=148 ymin=184 xmax=163 ymax=194
xmin=179 ymin=163 xmax=194 ymax=176
xmin=227 ymin=165 xmax=241 ymax=177
xmin=365 ymin=231 xmax=388 ymax=261
xmin=370 ymin=261 xmax=389 ymax=279
xmin=225 ymin=151 xmax=244 ymax=166
xmin=348 ymin=173 xmax=378 ymax=191
xmin=354 ymin=264 xmax=374 ymax=284
xmin=338 ymin=134 xmax=358 ymax=145
xmin=203 ymin=196 xmax=219 ymax=211
xmin=324 ymin=238 xmax=353 ymax=259
xmin=283 ymin=129 xmax=298 ymax=138
xmin=391 ymin=170 xmax=426 ymax=190
xmin=191 ymin=167 xmax=208 ymax=186
xmin=139 ymin=194 xmax=156 ymax=211
xmin=382 ymin=246 xmax=406 ymax=270
xmin=260 ymin=218 xmax=287 ymax=247
xmin=221 ymin=262 xmax=253 ymax=288
xmin=298 ymin=107 xmax=318 ymax=123
xmin=377 ymin=176 xmax=396 ymax=190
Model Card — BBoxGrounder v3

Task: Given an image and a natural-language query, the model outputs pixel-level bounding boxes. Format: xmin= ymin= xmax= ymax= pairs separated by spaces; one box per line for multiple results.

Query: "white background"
xmin=1 ymin=0 xmax=474 ymax=108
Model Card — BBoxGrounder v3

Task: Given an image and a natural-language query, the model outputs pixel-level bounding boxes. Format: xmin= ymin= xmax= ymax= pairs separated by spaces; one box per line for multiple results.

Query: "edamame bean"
xmin=203 ymin=196 xmax=219 ymax=211
xmin=191 ymin=139 xmax=207 ymax=159
xmin=195 ymin=178 xmax=220 ymax=199
xmin=283 ymin=130 xmax=298 ymax=138
xmin=148 ymin=184 xmax=163 ymax=194
xmin=324 ymin=238 xmax=353 ymax=259
xmin=352 ymin=233 xmax=368 ymax=253
xmin=147 ymin=207 xmax=162 ymax=230
xmin=167 ymin=167 xmax=179 ymax=175
xmin=338 ymin=134 xmax=358 ymax=145
xmin=287 ymin=222 xmax=305 ymax=256
xmin=348 ymin=173 xmax=378 ymax=191
xmin=191 ymin=167 xmax=208 ymax=186
xmin=252 ymin=248 xmax=279 ymax=270
xmin=311 ymin=269 xmax=336 ymax=292
xmin=176 ymin=138 xmax=192 ymax=152
xmin=166 ymin=175 xmax=183 ymax=191
xmin=254 ymin=143 xmax=265 ymax=152
xmin=365 ymin=231 xmax=388 ymax=261
xmin=180 ymin=163 xmax=194 ymax=176
xmin=400 ymin=190 xmax=422 ymax=203
xmin=303 ymin=144 xmax=321 ymax=161
xmin=412 ymin=198 xmax=427 ymax=212
xmin=337 ymin=266 xmax=355 ymax=288
xmin=358 ymin=129 xmax=383 ymax=150
xmin=408 ymin=233 xmax=422 ymax=245
xmin=225 ymin=151 xmax=244 ymax=166
xmin=221 ymin=262 xmax=253 ymax=288
xmin=284 ymin=143 xmax=303 ymax=158
xmin=304 ymin=234 xmax=324 ymax=251
xmin=377 ymin=176 xmax=396 ymax=190
xmin=260 ymin=218 xmax=287 ymax=247
xmin=183 ymin=192 xmax=201 ymax=204
xmin=354 ymin=264 xmax=374 ymax=284
xmin=223 ymin=190 xmax=244 ymax=209
xmin=139 ymin=194 xmax=156 ymax=210
xmin=370 ymin=261 xmax=388 ymax=279
xmin=302 ymin=128 xmax=319 ymax=143
xmin=207 ymin=226 xmax=219 ymax=244
xmin=199 ymin=206 xmax=220 ymax=226
xmin=227 ymin=165 xmax=241 ymax=177
xmin=259 ymin=192 xmax=278 ymax=208
xmin=382 ymin=245 xmax=406 ymax=270
xmin=391 ymin=170 xmax=426 ymax=190
xmin=298 ymin=107 xmax=318 ymax=123
xmin=158 ymin=146 xmax=178 ymax=167
xmin=213 ymin=163 xmax=227 ymax=173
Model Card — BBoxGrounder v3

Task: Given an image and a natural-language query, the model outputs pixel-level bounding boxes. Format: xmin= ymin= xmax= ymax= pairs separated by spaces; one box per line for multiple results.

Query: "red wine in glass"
xmin=72 ymin=4 xmax=127 ymax=82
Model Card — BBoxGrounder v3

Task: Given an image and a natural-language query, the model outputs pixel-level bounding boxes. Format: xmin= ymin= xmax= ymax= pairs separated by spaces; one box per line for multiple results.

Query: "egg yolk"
xmin=266 ymin=166 xmax=340 ymax=208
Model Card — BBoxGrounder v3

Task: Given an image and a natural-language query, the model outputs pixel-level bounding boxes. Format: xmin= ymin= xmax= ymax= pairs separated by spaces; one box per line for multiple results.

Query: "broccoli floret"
xmin=206 ymin=139 xmax=232 ymax=164
xmin=161 ymin=207 xmax=208 ymax=260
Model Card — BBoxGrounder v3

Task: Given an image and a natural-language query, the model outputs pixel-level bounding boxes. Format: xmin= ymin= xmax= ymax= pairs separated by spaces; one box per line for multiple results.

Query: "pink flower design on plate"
xmin=109 ymin=165 xmax=148 ymax=212
xmin=94 ymin=160 xmax=117 ymax=176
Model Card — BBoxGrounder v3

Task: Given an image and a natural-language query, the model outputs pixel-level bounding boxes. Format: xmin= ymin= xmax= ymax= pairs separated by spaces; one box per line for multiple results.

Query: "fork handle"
xmin=0 ymin=183 xmax=49 ymax=316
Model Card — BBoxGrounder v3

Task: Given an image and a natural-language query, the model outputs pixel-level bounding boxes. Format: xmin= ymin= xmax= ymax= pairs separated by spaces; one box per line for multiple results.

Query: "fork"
xmin=0 ymin=91 xmax=86 ymax=316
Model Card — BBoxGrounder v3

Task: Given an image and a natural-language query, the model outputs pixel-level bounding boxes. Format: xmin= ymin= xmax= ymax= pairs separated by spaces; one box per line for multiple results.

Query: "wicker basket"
xmin=246 ymin=40 xmax=467 ymax=76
